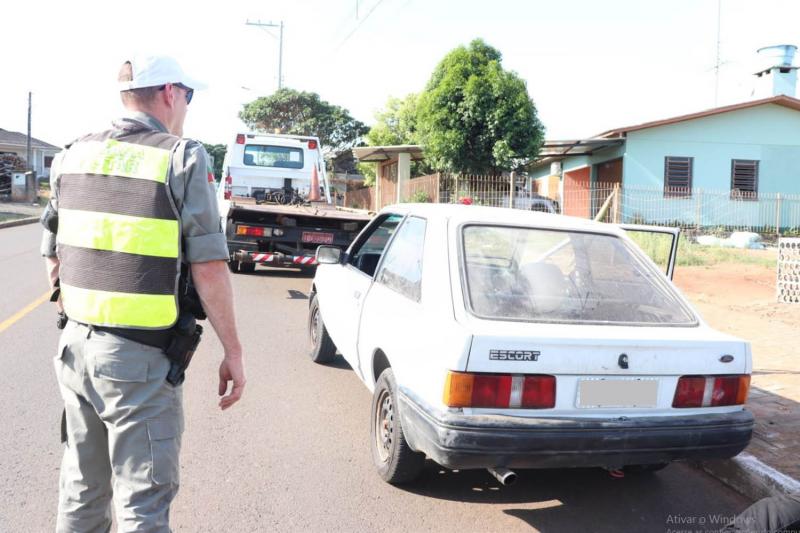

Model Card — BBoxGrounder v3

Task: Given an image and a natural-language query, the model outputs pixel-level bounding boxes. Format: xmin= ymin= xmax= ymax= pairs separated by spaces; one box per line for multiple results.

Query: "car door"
xmin=358 ymin=215 xmax=428 ymax=389
xmin=316 ymin=213 xmax=404 ymax=372
xmin=618 ymin=224 xmax=680 ymax=280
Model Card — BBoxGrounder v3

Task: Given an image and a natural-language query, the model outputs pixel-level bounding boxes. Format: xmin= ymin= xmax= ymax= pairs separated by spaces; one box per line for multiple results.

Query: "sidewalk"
xmin=674 ymin=261 xmax=800 ymax=500
xmin=0 ymin=199 xmax=43 ymax=228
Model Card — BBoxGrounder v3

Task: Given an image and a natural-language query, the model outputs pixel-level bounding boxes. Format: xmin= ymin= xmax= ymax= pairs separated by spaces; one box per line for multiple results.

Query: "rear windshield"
xmin=243 ymin=144 xmax=304 ymax=169
xmin=461 ymin=225 xmax=696 ymax=326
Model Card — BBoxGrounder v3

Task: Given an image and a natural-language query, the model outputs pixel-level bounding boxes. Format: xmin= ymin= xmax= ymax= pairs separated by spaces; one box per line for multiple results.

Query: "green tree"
xmin=366 ymin=93 xmax=421 ymax=146
xmin=360 ymin=93 xmax=431 ymax=186
xmin=416 ymin=39 xmax=545 ymax=174
xmin=202 ymin=143 xmax=226 ymax=180
xmin=239 ymin=88 xmax=369 ymax=156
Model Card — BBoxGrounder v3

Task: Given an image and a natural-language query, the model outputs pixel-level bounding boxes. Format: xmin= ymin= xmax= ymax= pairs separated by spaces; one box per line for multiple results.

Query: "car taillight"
xmin=235 ymin=225 xmax=270 ymax=237
xmin=522 ymin=375 xmax=556 ymax=408
xmin=672 ymin=375 xmax=750 ymax=408
xmin=224 ymin=175 xmax=232 ymax=200
xmin=443 ymin=371 xmax=555 ymax=409
xmin=308 ymin=139 xmax=317 ymax=150
xmin=236 ymin=134 xmax=245 ymax=144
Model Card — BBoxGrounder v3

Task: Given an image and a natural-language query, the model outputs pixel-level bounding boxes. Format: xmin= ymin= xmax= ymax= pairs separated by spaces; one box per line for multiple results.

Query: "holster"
xmin=164 ymin=314 xmax=203 ymax=386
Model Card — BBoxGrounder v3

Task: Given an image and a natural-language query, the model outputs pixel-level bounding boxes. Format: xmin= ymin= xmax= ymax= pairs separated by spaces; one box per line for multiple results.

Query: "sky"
xmin=2 ymin=0 xmax=800 ymax=149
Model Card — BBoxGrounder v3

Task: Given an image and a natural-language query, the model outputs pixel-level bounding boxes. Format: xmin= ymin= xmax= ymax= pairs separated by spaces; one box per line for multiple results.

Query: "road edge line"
xmin=695 ymin=452 xmax=800 ymax=501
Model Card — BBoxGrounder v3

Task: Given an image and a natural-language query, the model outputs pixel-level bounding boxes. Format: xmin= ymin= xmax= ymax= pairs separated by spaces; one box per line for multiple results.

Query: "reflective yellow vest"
xmin=56 ymin=128 xmax=183 ymax=329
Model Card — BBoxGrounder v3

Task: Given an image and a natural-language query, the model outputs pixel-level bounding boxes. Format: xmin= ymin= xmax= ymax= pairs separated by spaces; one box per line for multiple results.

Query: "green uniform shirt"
xmin=41 ymin=112 xmax=229 ymax=264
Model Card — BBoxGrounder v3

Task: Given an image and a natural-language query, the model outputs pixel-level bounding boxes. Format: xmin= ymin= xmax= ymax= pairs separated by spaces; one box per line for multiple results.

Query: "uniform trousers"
xmin=54 ymin=321 xmax=183 ymax=533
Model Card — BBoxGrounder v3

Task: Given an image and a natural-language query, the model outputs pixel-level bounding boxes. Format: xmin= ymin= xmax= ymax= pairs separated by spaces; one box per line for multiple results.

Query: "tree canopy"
xmin=416 ymin=39 xmax=545 ymax=174
xmin=239 ymin=88 xmax=369 ymax=156
xmin=366 ymin=93 xmax=421 ymax=147
xmin=202 ymin=143 xmax=226 ymax=180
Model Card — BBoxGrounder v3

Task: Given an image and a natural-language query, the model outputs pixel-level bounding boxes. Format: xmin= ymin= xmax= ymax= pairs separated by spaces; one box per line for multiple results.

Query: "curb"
xmin=0 ymin=216 xmax=39 ymax=229
xmin=696 ymin=453 xmax=800 ymax=501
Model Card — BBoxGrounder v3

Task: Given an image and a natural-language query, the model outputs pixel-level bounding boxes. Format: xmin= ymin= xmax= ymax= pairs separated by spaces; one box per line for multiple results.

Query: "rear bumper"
xmin=398 ymin=390 xmax=754 ymax=470
xmin=232 ymin=249 xmax=317 ymax=267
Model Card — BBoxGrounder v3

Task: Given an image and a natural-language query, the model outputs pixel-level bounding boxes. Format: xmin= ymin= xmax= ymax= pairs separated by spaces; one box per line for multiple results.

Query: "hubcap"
xmin=310 ymin=308 xmax=319 ymax=346
xmin=375 ymin=390 xmax=394 ymax=463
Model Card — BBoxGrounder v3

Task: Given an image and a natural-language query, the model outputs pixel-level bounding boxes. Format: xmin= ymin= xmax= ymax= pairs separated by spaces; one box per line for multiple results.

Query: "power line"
xmin=334 ymin=0 xmax=387 ymax=53
xmin=246 ymin=19 xmax=285 ymax=90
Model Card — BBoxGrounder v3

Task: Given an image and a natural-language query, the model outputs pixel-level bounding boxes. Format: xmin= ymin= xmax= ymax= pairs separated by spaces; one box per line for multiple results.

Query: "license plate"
xmin=302 ymin=231 xmax=334 ymax=244
xmin=577 ymin=378 xmax=658 ymax=408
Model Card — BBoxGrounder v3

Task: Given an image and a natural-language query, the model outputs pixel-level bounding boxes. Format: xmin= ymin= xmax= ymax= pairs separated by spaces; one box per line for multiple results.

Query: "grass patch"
xmin=0 ymin=212 xmax=27 ymax=224
xmin=627 ymin=231 xmax=776 ymax=268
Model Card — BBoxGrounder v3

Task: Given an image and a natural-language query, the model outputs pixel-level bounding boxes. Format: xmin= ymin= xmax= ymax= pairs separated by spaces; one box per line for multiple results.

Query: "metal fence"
xmin=343 ymin=174 xmax=800 ymax=235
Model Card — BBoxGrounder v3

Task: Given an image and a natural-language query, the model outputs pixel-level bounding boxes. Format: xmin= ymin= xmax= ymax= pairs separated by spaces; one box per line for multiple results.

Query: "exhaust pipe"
xmin=488 ymin=467 xmax=517 ymax=486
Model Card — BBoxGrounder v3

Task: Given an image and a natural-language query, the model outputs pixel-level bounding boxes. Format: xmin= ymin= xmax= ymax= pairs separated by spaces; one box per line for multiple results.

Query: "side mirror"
xmin=316 ymin=246 xmax=342 ymax=265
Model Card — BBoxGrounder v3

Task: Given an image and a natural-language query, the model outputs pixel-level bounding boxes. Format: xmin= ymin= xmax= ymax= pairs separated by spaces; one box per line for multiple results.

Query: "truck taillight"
xmin=443 ymin=372 xmax=555 ymax=409
xmin=236 ymin=134 xmax=245 ymax=144
xmin=672 ymin=375 xmax=750 ymax=408
xmin=308 ymin=139 xmax=317 ymax=150
xmin=235 ymin=225 xmax=271 ymax=237
xmin=224 ymin=175 xmax=232 ymax=200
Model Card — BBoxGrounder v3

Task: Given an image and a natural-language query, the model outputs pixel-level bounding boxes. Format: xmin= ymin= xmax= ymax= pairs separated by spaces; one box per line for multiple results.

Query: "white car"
xmin=308 ymin=204 xmax=753 ymax=485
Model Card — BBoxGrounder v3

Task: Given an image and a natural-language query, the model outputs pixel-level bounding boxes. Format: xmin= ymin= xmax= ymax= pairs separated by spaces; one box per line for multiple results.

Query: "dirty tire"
xmin=238 ymin=262 xmax=256 ymax=274
xmin=370 ymin=369 xmax=425 ymax=484
xmin=308 ymin=295 xmax=337 ymax=364
xmin=624 ymin=462 xmax=670 ymax=474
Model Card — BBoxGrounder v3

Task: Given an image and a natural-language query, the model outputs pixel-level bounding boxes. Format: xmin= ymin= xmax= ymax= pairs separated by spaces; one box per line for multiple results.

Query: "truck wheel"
xmin=308 ymin=295 xmax=337 ymax=364
xmin=370 ymin=369 xmax=425 ymax=484
xmin=228 ymin=260 xmax=239 ymax=273
xmin=239 ymin=262 xmax=256 ymax=274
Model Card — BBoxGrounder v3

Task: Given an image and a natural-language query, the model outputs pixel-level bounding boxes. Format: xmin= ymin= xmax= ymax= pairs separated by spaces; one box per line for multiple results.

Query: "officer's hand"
xmin=218 ymin=354 xmax=246 ymax=410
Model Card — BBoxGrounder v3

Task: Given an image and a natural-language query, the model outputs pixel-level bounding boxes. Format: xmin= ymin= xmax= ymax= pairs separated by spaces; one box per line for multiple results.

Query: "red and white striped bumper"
xmin=238 ymin=251 xmax=317 ymax=266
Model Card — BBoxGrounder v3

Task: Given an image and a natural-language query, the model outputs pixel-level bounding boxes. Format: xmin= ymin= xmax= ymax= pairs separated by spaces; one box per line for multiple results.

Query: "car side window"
xmin=376 ymin=216 xmax=427 ymax=302
xmin=348 ymin=214 xmax=404 ymax=276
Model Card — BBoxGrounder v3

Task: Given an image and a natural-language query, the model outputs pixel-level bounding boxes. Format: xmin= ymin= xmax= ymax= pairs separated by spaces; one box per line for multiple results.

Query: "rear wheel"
xmin=308 ymin=295 xmax=337 ymax=363
xmin=238 ymin=262 xmax=256 ymax=274
xmin=228 ymin=260 xmax=239 ymax=273
xmin=370 ymin=369 xmax=425 ymax=484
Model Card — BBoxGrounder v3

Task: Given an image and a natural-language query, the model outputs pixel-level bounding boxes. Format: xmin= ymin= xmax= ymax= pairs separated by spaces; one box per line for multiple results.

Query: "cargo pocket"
xmin=147 ymin=418 xmax=180 ymax=485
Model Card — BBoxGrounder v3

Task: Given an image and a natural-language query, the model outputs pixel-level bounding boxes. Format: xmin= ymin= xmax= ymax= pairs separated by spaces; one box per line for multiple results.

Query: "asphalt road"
xmin=0 ymin=223 xmax=752 ymax=533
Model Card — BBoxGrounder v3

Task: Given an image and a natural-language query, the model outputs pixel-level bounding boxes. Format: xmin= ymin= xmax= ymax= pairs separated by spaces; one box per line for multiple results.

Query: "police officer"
xmin=41 ymin=55 xmax=246 ymax=532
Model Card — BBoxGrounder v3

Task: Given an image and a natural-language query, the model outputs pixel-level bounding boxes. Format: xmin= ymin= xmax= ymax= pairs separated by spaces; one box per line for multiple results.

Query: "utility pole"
xmin=713 ymin=0 xmax=721 ymax=106
xmin=246 ymin=19 xmax=284 ymax=90
xmin=26 ymin=92 xmax=32 ymax=172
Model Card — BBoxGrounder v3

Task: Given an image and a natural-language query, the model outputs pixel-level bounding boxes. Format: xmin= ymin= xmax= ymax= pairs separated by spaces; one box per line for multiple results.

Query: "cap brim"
xmin=181 ymin=75 xmax=207 ymax=91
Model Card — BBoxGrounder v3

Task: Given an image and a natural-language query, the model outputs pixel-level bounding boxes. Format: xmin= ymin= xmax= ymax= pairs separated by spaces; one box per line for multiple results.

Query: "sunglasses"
xmin=159 ymin=83 xmax=194 ymax=105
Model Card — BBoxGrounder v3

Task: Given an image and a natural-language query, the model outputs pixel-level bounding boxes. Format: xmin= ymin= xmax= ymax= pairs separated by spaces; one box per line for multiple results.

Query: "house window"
xmin=730 ymin=159 xmax=759 ymax=200
xmin=664 ymin=156 xmax=693 ymax=197
xmin=45 ymin=156 xmax=54 ymax=168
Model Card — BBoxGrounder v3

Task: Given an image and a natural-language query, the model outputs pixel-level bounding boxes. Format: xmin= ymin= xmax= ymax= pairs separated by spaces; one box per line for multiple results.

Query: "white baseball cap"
xmin=119 ymin=55 xmax=207 ymax=91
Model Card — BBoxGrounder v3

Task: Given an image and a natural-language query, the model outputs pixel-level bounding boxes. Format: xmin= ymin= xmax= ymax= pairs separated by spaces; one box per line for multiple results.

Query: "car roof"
xmin=379 ymin=203 xmax=626 ymax=237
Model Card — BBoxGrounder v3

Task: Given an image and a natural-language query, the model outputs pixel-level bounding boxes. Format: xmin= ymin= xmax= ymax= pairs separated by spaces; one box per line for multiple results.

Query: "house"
xmin=0 ymin=128 xmax=61 ymax=178
xmin=528 ymin=45 xmax=800 ymax=230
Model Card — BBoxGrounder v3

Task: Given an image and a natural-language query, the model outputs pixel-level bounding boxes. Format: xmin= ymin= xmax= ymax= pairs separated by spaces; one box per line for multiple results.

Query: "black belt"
xmin=79 ymin=322 xmax=173 ymax=350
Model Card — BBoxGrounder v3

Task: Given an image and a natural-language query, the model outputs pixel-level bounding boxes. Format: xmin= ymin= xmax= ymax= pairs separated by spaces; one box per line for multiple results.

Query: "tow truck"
xmin=217 ymin=132 xmax=371 ymax=273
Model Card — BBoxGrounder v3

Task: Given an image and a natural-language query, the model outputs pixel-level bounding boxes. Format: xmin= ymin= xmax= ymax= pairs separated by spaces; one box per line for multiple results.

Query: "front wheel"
xmin=370 ymin=369 xmax=425 ymax=484
xmin=308 ymin=295 xmax=337 ymax=364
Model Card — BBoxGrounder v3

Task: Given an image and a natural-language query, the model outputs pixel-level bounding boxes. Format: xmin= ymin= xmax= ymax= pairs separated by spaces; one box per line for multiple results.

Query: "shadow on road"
xmin=401 ymin=462 xmax=746 ymax=532
xmin=239 ymin=267 xmax=316 ymax=279
xmin=319 ymin=355 xmax=353 ymax=371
